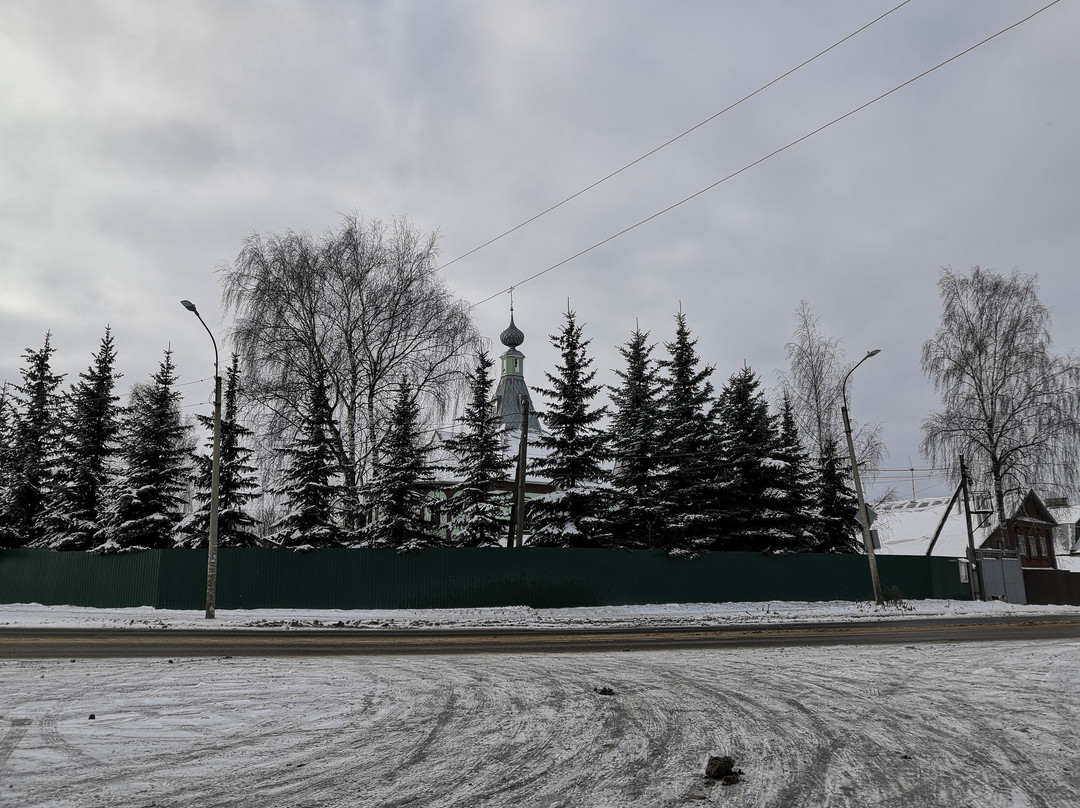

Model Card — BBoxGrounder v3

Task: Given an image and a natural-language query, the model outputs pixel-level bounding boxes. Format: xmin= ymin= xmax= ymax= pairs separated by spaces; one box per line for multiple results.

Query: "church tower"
xmin=493 ymin=308 xmax=541 ymax=433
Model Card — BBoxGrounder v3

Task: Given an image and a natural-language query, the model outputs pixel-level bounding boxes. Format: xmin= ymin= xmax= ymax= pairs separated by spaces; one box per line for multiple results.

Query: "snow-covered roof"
xmin=873 ymin=495 xmax=994 ymax=558
xmin=876 ymin=489 xmax=1080 ymax=559
xmin=1046 ymin=502 xmax=1080 ymax=526
xmin=1045 ymin=501 xmax=1080 ymax=555
xmin=1055 ymin=554 xmax=1080 ymax=572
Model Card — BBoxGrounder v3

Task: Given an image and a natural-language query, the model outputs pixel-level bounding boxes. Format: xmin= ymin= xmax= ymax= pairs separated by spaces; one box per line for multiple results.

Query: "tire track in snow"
xmin=710 ymin=645 xmax=1072 ymax=808
xmin=0 ymin=717 xmax=32 ymax=771
xmin=649 ymin=657 xmax=842 ymax=805
xmin=429 ymin=660 xmax=580 ymax=807
xmin=36 ymin=712 xmax=100 ymax=767
xmin=788 ymin=646 xmax=1076 ymax=807
xmin=370 ymin=656 xmax=603 ymax=808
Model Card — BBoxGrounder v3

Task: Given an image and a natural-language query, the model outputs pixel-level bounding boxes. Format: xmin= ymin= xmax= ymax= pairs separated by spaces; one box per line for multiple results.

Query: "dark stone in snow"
xmin=594 ymin=686 xmax=615 ymax=696
xmin=88 ymin=714 xmax=95 ymax=720
xmin=705 ymin=755 xmax=742 ymax=780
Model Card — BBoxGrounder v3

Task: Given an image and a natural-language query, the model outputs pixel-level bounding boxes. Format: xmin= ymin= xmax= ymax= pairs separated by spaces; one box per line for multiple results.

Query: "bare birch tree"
xmin=220 ymin=215 xmax=479 ymax=528
xmin=922 ymin=266 xmax=1080 ymax=524
xmin=778 ymin=301 xmax=884 ymax=474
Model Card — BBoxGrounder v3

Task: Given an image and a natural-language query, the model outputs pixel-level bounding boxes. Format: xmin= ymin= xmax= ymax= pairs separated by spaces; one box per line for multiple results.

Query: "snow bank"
xmin=2 ymin=598 xmax=1078 ymax=631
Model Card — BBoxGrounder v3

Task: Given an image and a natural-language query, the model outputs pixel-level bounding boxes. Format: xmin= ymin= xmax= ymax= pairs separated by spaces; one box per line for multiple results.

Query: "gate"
xmin=976 ymin=549 xmax=1026 ymax=604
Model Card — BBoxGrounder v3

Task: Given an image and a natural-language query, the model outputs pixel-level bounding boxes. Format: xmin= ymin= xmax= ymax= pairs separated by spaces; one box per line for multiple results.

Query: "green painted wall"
xmin=0 ymin=548 xmax=971 ymax=610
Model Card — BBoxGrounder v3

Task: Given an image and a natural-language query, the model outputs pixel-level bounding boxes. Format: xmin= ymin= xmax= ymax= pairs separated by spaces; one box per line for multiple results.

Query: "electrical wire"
xmin=468 ymin=0 xmax=1062 ymax=309
xmin=437 ymin=0 xmax=913 ymax=272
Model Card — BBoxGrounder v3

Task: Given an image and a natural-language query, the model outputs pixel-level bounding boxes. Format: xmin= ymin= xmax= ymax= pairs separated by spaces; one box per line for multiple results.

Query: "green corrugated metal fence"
xmin=0 ymin=548 xmax=971 ymax=610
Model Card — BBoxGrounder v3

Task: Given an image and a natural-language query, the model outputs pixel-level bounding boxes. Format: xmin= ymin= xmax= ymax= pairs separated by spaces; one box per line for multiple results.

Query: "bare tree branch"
xmin=778 ymin=301 xmax=885 ymax=475
xmin=219 ymin=215 xmax=480 ymax=527
xmin=921 ymin=266 xmax=1080 ymax=523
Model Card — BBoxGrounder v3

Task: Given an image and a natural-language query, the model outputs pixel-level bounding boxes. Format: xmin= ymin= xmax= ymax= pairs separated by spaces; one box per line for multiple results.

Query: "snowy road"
xmin=5 ymin=617 xmax=1080 ymax=658
xmin=3 ymin=639 xmax=1078 ymax=808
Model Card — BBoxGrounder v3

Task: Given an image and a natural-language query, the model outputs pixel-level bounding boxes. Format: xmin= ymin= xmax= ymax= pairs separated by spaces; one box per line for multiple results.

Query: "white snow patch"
xmin=1 ymin=598 xmax=1078 ymax=631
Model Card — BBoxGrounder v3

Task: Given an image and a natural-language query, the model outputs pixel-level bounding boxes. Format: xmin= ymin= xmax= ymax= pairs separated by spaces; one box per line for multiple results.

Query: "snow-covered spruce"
xmin=94 ymin=350 xmax=192 ymax=552
xmin=529 ymin=307 xmax=610 ymax=548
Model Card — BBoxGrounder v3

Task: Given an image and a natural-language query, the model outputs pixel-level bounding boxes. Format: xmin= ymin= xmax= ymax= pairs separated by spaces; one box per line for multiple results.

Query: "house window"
xmin=1038 ymin=536 xmax=1047 ymax=556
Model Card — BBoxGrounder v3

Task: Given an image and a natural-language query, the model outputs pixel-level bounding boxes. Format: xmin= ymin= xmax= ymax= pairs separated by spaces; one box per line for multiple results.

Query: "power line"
xmin=469 ymin=0 xmax=1062 ymax=309
xmin=876 ymin=466 xmax=947 ymax=473
xmin=436 ymin=0 xmax=913 ymax=272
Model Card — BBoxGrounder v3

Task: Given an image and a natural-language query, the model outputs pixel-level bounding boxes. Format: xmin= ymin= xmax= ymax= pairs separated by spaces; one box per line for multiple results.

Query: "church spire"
xmin=493 ymin=300 xmax=541 ymax=433
xmin=499 ymin=308 xmax=525 ymax=378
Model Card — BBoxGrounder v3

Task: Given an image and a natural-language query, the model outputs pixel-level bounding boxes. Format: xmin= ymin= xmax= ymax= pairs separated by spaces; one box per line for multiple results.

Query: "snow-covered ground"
xmin=3 ymin=602 xmax=1079 ymax=807
xmin=3 ymin=638 xmax=1078 ymax=807
xmin=3 ymin=598 xmax=1080 ymax=631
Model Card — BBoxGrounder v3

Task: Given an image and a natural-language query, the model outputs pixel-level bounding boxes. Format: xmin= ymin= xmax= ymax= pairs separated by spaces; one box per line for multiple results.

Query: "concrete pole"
xmin=181 ymin=300 xmax=222 ymax=619
xmin=206 ymin=372 xmax=222 ymax=618
xmin=841 ymin=349 xmax=884 ymax=606
xmin=513 ymin=396 xmax=530 ymax=548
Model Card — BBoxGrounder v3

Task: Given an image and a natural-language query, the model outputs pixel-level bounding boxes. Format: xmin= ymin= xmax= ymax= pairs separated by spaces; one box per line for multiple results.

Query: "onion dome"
xmin=500 ymin=313 xmax=525 ymax=349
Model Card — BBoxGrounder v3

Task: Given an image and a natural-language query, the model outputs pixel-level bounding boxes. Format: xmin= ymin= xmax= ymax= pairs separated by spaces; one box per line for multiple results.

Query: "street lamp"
xmin=181 ymin=299 xmax=222 ymax=619
xmin=841 ymin=348 xmax=884 ymax=606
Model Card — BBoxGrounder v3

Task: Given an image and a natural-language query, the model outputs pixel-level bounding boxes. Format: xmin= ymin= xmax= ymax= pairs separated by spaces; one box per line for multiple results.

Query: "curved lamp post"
xmin=181 ymin=300 xmax=222 ymax=619
xmin=841 ymin=349 xmax=884 ymax=606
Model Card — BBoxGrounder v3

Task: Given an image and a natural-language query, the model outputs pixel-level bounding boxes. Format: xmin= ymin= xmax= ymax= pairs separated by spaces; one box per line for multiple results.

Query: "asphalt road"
xmin=3 ymin=614 xmax=1079 ymax=657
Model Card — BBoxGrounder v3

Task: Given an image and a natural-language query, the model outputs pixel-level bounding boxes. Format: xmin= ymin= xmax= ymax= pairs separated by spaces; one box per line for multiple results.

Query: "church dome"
xmin=500 ymin=313 xmax=525 ymax=348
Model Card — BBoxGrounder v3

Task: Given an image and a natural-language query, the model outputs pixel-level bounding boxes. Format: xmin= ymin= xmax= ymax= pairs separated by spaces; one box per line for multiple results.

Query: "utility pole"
xmin=841 ymin=349 xmax=884 ymax=606
xmin=959 ymin=454 xmax=983 ymax=601
xmin=512 ymin=396 xmax=530 ymax=548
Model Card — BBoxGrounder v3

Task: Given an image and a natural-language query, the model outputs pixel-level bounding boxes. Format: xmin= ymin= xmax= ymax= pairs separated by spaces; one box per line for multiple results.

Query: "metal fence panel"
xmin=1023 ymin=568 xmax=1080 ymax=606
xmin=0 ymin=548 xmax=161 ymax=607
xmin=1 ymin=548 xmax=972 ymax=610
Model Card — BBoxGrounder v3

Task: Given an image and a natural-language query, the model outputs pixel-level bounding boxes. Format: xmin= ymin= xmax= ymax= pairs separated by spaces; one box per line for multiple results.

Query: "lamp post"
xmin=841 ymin=348 xmax=884 ymax=606
xmin=181 ymin=300 xmax=222 ymax=619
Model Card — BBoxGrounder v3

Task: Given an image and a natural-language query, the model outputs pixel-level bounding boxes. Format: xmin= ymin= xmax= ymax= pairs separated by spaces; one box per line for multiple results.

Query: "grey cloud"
xmin=2 ymin=0 xmax=1078 ymax=502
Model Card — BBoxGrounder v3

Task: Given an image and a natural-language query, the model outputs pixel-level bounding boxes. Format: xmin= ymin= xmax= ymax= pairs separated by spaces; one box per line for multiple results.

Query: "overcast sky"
xmin=2 ymin=0 xmax=1078 ymax=500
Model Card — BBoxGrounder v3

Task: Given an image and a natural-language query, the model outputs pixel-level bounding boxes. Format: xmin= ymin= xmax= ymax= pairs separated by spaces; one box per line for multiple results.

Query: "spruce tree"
xmin=271 ymin=364 xmax=343 ymax=548
xmin=529 ymin=307 xmax=610 ymax=547
xmin=813 ymin=437 xmax=862 ymax=552
xmin=178 ymin=354 xmax=261 ymax=548
xmin=96 ymin=350 xmax=191 ymax=551
xmin=772 ymin=392 xmax=817 ymax=552
xmin=442 ymin=351 xmax=512 ymax=547
xmin=608 ymin=327 xmax=664 ymax=548
xmin=8 ymin=333 xmax=65 ymax=547
xmin=655 ymin=312 xmax=724 ymax=554
xmin=0 ymin=383 xmax=19 ymax=547
xmin=40 ymin=328 xmax=122 ymax=550
xmin=363 ymin=379 xmax=440 ymax=550
xmin=714 ymin=365 xmax=787 ymax=551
